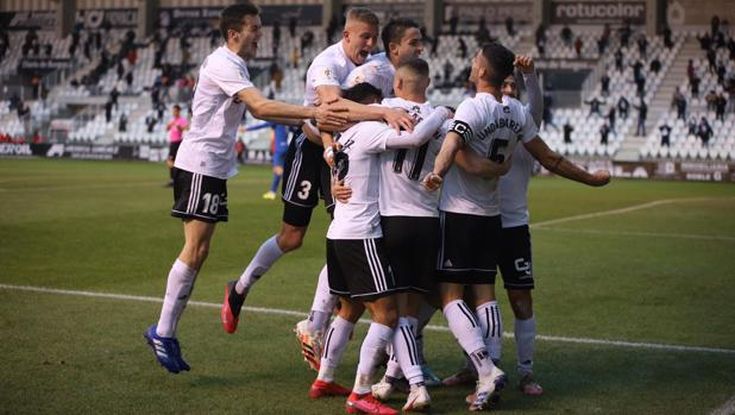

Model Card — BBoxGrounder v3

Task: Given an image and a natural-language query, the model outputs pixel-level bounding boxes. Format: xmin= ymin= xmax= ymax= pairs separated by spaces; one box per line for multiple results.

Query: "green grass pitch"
xmin=1 ymin=158 xmax=734 ymax=414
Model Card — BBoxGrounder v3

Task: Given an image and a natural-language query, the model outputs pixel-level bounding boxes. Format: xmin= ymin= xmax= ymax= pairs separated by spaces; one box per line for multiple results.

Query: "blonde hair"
xmin=345 ymin=7 xmax=379 ymax=28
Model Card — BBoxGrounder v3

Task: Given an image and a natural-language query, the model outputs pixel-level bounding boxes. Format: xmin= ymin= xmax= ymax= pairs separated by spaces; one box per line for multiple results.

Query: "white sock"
xmin=476 ymin=301 xmax=503 ymax=362
xmin=317 ymin=316 xmax=354 ymax=382
xmin=443 ymin=299 xmax=495 ymax=378
xmin=354 ymin=323 xmax=393 ymax=394
xmin=515 ymin=316 xmax=536 ymax=376
xmin=384 ymin=353 xmax=403 ymax=379
xmin=235 ymin=235 xmax=283 ymax=294
xmin=156 ymin=259 xmax=197 ymax=338
xmin=393 ymin=317 xmax=424 ymax=385
xmin=307 ymin=264 xmax=338 ymax=333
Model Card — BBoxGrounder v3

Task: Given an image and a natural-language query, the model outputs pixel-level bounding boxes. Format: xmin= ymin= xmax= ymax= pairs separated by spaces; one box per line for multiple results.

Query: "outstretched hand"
xmin=514 ymin=55 xmax=535 ymax=74
xmin=589 ymin=169 xmax=612 ymax=186
xmin=383 ymin=108 xmax=414 ymax=132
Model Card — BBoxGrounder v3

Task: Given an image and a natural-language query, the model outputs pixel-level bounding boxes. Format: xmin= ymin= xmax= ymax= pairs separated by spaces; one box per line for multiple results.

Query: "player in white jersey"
xmin=143 ymin=3 xmax=347 ymax=374
xmin=295 ymin=18 xmax=429 ymax=377
xmin=220 ymin=9 xmax=415 ymax=344
xmin=321 ymin=81 xmax=452 ymax=414
xmin=423 ymin=42 xmax=540 ymax=411
xmin=442 ymin=57 xmax=611 ymax=395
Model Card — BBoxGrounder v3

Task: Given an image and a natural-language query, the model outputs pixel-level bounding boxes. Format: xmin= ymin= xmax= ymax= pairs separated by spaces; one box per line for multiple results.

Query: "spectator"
xmin=615 ymin=49 xmax=624 ymax=72
xmin=715 ymin=94 xmax=727 ymax=121
xmin=430 ymin=35 xmax=439 ymax=57
xmin=707 ymin=48 xmax=717 ymax=73
xmin=104 ymin=100 xmax=113 ymax=123
xmin=476 ymin=17 xmax=492 ymax=45
xmin=618 ymin=96 xmax=630 ymax=119
xmin=542 ymin=91 xmax=555 ymax=128
xmin=619 ymin=20 xmax=632 ymax=47
xmin=505 ymin=16 xmax=515 ymax=36
xmin=635 ymin=75 xmax=646 ymax=97
xmin=326 ymin=14 xmax=338 ymax=44
xmin=698 ymin=116 xmax=713 ymax=145
xmin=110 ymin=86 xmax=120 ymax=110
xmin=637 ymin=35 xmax=648 ymax=59
xmin=585 ymin=97 xmax=604 ymax=116
xmin=574 ymin=37 xmax=583 ymax=57
xmin=711 ymin=15 xmax=721 ymax=38
xmin=146 ymin=113 xmax=157 ymax=133
xmin=561 ymin=25 xmax=573 ymax=47
xmin=601 ymin=74 xmax=611 ymax=96
xmin=659 ymin=123 xmax=672 ymax=147
xmin=663 ymin=25 xmax=674 ymax=49
xmin=705 ymin=89 xmax=718 ymax=111
xmin=458 ymin=37 xmax=467 ymax=59
xmin=688 ymin=116 xmax=698 ymax=135
xmin=717 ymin=62 xmax=726 ymax=84
xmin=125 ymin=71 xmax=134 ymax=90
xmin=687 ymin=59 xmax=695 ymax=81
xmin=443 ymin=60 xmax=454 ymax=83
xmin=690 ymin=76 xmax=701 ymax=98
xmin=288 ymin=17 xmax=297 ymax=38
xmin=449 ymin=11 xmax=459 ymax=35
xmin=600 ymin=123 xmax=611 ymax=145
xmin=673 ymin=88 xmax=687 ymax=120
xmin=236 ymin=138 xmax=247 ymax=164
xmin=119 ymin=113 xmax=128 ymax=132
xmin=117 ymin=60 xmax=125 ymax=80
xmin=631 ymin=60 xmax=644 ymax=82
xmin=633 ymin=99 xmax=648 ymax=136
xmin=650 ymin=58 xmax=661 ymax=74
xmin=608 ymin=106 xmax=617 ymax=132
xmin=563 ymin=121 xmax=574 ymax=143
xmin=697 ymin=32 xmax=712 ymax=51
xmin=300 ymin=30 xmax=314 ymax=55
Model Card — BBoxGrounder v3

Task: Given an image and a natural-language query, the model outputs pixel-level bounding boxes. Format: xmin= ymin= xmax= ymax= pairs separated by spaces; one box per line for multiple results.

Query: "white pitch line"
xmin=531 ymin=197 xmax=735 ymax=229
xmin=2 ymin=283 xmax=734 ymax=355
xmin=536 ymin=227 xmax=735 ymax=242
xmin=711 ymin=394 xmax=735 ymax=415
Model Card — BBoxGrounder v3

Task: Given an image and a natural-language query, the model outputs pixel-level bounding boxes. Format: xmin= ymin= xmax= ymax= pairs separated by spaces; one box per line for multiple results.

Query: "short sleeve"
xmin=520 ymin=107 xmax=538 ymax=143
xmin=203 ymin=55 xmax=254 ymax=97
xmin=343 ymin=65 xmax=369 ymax=89
xmin=309 ymin=62 xmax=341 ymax=89
xmin=449 ymin=99 xmax=480 ymax=144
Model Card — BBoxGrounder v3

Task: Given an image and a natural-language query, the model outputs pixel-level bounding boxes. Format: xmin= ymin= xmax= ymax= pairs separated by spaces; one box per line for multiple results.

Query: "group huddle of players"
xmin=144 ymin=3 xmax=611 ymax=414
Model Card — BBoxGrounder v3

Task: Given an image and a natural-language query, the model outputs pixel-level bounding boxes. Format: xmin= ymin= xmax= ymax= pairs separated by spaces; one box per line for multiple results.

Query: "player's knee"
xmin=277 ymin=228 xmax=305 ymax=252
xmin=371 ymin=305 xmax=399 ymax=328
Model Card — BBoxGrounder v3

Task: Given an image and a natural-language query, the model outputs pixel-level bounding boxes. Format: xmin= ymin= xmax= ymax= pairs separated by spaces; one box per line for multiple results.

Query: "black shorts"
xmin=498 ymin=225 xmax=534 ymax=289
xmin=170 ymin=168 xmax=228 ymax=223
xmin=326 ymin=238 xmax=401 ymax=301
xmin=437 ymin=211 xmax=500 ymax=285
xmin=168 ymin=141 xmax=181 ymax=160
xmin=381 ymin=216 xmax=439 ymax=293
xmin=281 ymin=132 xmax=334 ymax=227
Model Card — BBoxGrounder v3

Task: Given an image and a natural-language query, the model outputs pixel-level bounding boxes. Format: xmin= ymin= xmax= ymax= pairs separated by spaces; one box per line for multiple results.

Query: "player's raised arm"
xmin=237 ymin=88 xmax=347 ymax=129
xmin=523 ymin=136 xmax=611 ymax=186
xmin=515 ymin=55 xmax=543 ymax=126
xmin=383 ymin=106 xmax=451 ymax=149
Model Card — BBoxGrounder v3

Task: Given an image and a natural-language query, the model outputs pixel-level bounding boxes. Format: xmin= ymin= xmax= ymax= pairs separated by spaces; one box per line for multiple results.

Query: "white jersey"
xmin=440 ymin=93 xmax=538 ymax=217
xmin=498 ymin=140 xmax=535 ymax=227
xmin=174 ymin=46 xmax=254 ymax=179
xmin=304 ymin=41 xmax=359 ymax=106
xmin=326 ymin=120 xmax=394 ymax=240
xmin=343 ymin=52 xmax=395 ymax=98
xmin=379 ymin=97 xmax=448 ymax=217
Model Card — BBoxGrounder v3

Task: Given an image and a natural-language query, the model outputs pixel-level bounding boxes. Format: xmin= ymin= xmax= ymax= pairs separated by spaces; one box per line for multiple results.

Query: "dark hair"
xmin=381 ymin=18 xmax=420 ymax=53
xmin=173 ymin=104 xmax=181 ymax=111
xmin=481 ymin=42 xmax=515 ymax=87
xmin=220 ymin=3 xmax=260 ymax=40
xmin=396 ymin=57 xmax=430 ymax=79
xmin=341 ymin=82 xmax=383 ymax=104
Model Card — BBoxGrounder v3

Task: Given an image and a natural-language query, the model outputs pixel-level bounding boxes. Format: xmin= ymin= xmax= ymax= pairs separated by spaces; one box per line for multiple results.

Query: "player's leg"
xmin=473 ymin=283 xmax=503 ymax=364
xmin=499 ymin=225 xmax=542 ymax=395
xmin=222 ymin=133 xmax=321 ymax=333
xmin=147 ymin=169 xmax=226 ymax=373
xmin=310 ymin=297 xmax=363 ymax=399
xmin=437 ymin=211 xmax=506 ymax=410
